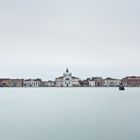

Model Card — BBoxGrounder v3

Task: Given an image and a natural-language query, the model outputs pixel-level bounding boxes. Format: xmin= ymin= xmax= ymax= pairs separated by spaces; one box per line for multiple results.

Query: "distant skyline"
xmin=0 ymin=0 xmax=140 ymax=80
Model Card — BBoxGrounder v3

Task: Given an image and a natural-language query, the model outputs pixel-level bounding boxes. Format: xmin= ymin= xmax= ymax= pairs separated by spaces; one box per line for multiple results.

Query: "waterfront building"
xmin=0 ymin=79 xmax=10 ymax=87
xmin=104 ymin=77 xmax=121 ymax=87
xmin=88 ymin=80 xmax=96 ymax=87
xmin=80 ymin=79 xmax=89 ymax=87
xmin=55 ymin=68 xmax=80 ymax=87
xmin=86 ymin=77 xmax=103 ymax=87
xmin=71 ymin=77 xmax=80 ymax=87
xmin=122 ymin=76 xmax=140 ymax=87
xmin=47 ymin=80 xmax=55 ymax=87
xmin=23 ymin=79 xmax=42 ymax=87
xmin=40 ymin=81 xmax=48 ymax=87
xmin=55 ymin=77 xmax=63 ymax=87
xmin=9 ymin=79 xmax=24 ymax=87
xmin=92 ymin=77 xmax=104 ymax=87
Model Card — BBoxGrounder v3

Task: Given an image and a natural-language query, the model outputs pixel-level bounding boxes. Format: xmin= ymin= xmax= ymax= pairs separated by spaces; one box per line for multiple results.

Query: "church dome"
xmin=63 ymin=68 xmax=72 ymax=76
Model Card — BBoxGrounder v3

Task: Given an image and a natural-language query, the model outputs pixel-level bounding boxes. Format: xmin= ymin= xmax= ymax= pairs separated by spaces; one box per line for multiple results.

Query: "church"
xmin=55 ymin=68 xmax=80 ymax=87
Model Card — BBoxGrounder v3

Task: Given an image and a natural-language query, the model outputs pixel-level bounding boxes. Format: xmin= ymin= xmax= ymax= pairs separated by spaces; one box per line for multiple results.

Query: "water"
xmin=0 ymin=88 xmax=140 ymax=140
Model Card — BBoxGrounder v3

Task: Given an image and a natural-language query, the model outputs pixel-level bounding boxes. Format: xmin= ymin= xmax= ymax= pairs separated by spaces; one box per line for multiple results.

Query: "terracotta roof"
xmin=0 ymin=79 xmax=9 ymax=82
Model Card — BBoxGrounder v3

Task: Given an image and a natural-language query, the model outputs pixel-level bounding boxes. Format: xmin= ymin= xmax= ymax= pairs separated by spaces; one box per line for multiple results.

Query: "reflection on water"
xmin=0 ymin=88 xmax=140 ymax=140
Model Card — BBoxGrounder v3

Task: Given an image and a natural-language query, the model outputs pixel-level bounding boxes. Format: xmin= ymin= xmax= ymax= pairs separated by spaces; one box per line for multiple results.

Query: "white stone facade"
xmin=104 ymin=78 xmax=121 ymax=87
xmin=24 ymin=79 xmax=41 ymax=87
xmin=89 ymin=80 xmax=96 ymax=87
xmin=55 ymin=68 xmax=80 ymax=87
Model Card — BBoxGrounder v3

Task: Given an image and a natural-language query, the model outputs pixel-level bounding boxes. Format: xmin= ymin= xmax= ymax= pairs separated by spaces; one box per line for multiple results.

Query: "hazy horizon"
xmin=0 ymin=0 xmax=140 ymax=80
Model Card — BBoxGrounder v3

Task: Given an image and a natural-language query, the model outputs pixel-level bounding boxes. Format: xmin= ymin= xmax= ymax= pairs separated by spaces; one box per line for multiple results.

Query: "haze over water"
xmin=0 ymin=88 xmax=140 ymax=140
xmin=0 ymin=0 xmax=140 ymax=79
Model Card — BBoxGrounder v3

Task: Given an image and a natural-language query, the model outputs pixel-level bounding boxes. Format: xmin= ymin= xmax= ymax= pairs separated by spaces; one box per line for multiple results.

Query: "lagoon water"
xmin=0 ymin=88 xmax=140 ymax=140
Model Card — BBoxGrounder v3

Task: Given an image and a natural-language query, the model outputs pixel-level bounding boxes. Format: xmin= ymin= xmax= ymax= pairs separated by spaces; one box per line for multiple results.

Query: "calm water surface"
xmin=0 ymin=88 xmax=140 ymax=140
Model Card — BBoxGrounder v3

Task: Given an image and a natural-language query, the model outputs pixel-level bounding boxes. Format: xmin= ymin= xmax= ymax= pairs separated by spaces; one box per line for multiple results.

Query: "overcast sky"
xmin=0 ymin=0 xmax=140 ymax=80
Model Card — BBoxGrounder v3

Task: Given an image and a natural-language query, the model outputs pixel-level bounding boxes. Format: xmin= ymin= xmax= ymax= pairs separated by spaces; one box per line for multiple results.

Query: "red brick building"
xmin=0 ymin=79 xmax=10 ymax=87
xmin=122 ymin=76 xmax=140 ymax=87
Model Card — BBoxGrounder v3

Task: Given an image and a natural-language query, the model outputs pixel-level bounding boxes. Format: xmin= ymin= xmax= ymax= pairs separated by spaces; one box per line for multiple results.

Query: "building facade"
xmin=122 ymin=76 xmax=140 ymax=87
xmin=92 ymin=77 xmax=104 ymax=87
xmin=9 ymin=79 xmax=24 ymax=87
xmin=104 ymin=78 xmax=121 ymax=87
xmin=47 ymin=81 xmax=55 ymax=87
xmin=80 ymin=79 xmax=89 ymax=87
xmin=55 ymin=68 xmax=80 ymax=87
xmin=88 ymin=80 xmax=96 ymax=87
xmin=0 ymin=79 xmax=10 ymax=87
xmin=23 ymin=79 xmax=42 ymax=87
xmin=55 ymin=77 xmax=63 ymax=87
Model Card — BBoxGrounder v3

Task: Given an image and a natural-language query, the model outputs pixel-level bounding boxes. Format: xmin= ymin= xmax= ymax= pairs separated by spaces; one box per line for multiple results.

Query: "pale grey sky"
xmin=0 ymin=0 xmax=140 ymax=80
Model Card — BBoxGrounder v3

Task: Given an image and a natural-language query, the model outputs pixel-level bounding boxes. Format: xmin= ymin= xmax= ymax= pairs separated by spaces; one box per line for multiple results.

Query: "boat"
xmin=119 ymin=83 xmax=125 ymax=90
